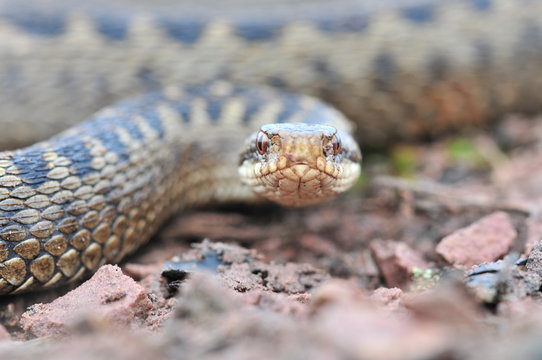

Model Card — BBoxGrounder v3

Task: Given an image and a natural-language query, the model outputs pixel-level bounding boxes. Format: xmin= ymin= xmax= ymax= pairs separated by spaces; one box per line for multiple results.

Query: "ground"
xmin=2 ymin=115 xmax=542 ymax=359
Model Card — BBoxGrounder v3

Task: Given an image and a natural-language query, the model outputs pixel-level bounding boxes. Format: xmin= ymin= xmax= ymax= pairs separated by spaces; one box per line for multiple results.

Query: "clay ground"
xmin=2 ymin=115 xmax=542 ymax=359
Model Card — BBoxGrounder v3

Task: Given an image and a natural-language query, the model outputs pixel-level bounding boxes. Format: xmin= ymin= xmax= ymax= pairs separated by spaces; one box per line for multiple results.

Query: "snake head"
xmin=238 ymin=123 xmax=361 ymax=207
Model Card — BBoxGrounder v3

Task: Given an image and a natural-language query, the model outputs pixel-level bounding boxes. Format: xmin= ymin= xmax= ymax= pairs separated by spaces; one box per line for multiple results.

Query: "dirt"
xmin=3 ymin=114 xmax=542 ymax=359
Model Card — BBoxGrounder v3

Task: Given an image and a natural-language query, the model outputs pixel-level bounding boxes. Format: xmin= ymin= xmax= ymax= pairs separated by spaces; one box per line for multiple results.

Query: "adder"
xmin=0 ymin=0 xmax=540 ymax=294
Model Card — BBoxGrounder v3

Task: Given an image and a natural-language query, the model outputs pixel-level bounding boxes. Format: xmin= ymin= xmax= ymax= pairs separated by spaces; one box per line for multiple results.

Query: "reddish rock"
xmin=436 ymin=212 xmax=516 ymax=268
xmin=310 ymin=280 xmax=452 ymax=360
xmin=21 ymin=265 xmax=153 ymax=337
xmin=237 ymin=290 xmax=309 ymax=316
xmin=0 ymin=324 xmax=10 ymax=340
xmin=403 ymin=282 xmax=484 ymax=329
xmin=370 ymin=287 xmax=404 ymax=311
xmin=370 ymin=240 xmax=431 ymax=288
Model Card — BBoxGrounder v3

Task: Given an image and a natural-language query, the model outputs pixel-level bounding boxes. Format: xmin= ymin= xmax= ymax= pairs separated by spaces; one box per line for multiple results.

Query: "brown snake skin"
xmin=0 ymin=0 xmax=541 ymax=294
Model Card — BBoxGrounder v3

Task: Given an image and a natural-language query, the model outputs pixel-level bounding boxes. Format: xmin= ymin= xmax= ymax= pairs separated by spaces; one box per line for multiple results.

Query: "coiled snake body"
xmin=0 ymin=0 xmax=541 ymax=294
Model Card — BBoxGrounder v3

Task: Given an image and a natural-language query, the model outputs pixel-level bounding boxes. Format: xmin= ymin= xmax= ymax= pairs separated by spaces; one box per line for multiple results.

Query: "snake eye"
xmin=325 ymin=135 xmax=341 ymax=156
xmin=256 ymin=131 xmax=269 ymax=155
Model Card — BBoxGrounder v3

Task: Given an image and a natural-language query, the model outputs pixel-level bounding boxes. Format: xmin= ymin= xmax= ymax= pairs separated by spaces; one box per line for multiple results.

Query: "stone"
xmin=436 ymin=212 xmax=516 ymax=268
xmin=20 ymin=265 xmax=152 ymax=337
xmin=370 ymin=240 xmax=431 ymax=288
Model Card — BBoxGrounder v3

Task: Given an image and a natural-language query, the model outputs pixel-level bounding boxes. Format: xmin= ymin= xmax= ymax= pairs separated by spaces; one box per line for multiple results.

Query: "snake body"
xmin=0 ymin=0 xmax=541 ymax=294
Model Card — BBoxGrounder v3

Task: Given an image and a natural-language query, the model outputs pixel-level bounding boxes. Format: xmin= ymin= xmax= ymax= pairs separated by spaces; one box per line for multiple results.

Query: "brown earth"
xmin=2 ymin=115 xmax=542 ymax=359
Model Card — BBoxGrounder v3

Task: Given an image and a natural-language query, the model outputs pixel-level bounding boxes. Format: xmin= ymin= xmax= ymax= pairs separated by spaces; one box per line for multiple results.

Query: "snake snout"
xmin=280 ymin=136 xmax=323 ymax=170
xmin=283 ymin=152 xmax=313 ymax=168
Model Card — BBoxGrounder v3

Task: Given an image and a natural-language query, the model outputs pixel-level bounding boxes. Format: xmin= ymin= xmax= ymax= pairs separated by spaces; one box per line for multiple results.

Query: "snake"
xmin=0 ymin=0 xmax=541 ymax=295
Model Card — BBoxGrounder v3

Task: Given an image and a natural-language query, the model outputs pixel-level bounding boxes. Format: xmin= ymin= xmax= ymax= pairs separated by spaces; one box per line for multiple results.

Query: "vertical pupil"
xmin=257 ymin=132 xmax=268 ymax=154
xmin=332 ymin=135 xmax=341 ymax=155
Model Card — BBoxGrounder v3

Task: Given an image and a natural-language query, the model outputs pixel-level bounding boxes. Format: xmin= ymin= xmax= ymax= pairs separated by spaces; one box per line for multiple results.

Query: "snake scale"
xmin=0 ymin=0 xmax=541 ymax=295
